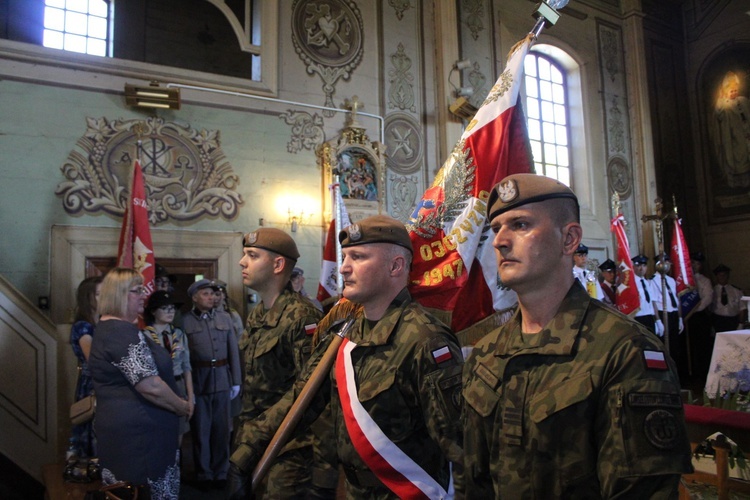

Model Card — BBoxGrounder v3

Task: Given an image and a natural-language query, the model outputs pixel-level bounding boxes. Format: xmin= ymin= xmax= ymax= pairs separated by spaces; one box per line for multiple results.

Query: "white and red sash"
xmin=335 ymin=338 xmax=449 ymax=499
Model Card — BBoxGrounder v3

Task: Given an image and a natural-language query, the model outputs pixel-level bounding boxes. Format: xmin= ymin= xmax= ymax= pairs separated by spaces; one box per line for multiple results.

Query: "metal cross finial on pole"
xmin=641 ymin=197 xmax=677 ymax=354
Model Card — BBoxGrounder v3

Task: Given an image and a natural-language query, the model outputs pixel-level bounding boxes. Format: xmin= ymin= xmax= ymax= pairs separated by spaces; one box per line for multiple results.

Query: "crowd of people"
xmin=572 ymin=243 xmax=748 ymax=384
xmin=67 ymin=172 xmax=749 ymax=498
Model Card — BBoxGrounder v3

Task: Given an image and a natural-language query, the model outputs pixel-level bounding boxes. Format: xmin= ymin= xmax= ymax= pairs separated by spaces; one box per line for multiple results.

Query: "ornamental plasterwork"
xmin=389 ymin=174 xmax=419 ymax=223
xmin=607 ymin=157 xmax=632 ymax=199
xmin=388 ymin=43 xmax=416 ymax=112
xmin=291 ymin=0 xmax=364 ymax=117
xmin=384 ymin=113 xmax=423 ymax=174
xmin=388 ymin=0 xmax=412 ymax=20
xmin=468 ymin=61 xmax=488 ymax=109
xmin=55 ymin=117 xmax=243 ymax=224
xmin=278 ymin=110 xmax=326 ymax=154
xmin=600 ymin=28 xmax=620 ymax=83
xmin=462 ymin=0 xmax=485 ymax=41
xmin=608 ymin=96 xmax=626 ymax=155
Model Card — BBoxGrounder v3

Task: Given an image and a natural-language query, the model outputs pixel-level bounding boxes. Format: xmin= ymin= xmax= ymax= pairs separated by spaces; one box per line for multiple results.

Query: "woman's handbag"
xmin=70 ymin=394 xmax=96 ymax=425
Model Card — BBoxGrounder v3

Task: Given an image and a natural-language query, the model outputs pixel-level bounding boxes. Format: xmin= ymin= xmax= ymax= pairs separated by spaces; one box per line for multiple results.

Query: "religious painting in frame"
xmin=318 ymin=120 xmax=386 ymax=223
xmin=700 ymin=44 xmax=750 ymax=223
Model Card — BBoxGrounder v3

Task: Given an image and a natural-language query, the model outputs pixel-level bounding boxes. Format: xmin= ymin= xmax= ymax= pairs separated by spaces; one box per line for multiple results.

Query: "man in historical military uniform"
xmin=228 ymin=215 xmax=464 ymax=499
xmin=183 ymin=278 xmax=242 ymax=489
xmin=461 ymin=174 xmax=692 ymax=498
xmin=234 ymin=228 xmax=323 ymax=498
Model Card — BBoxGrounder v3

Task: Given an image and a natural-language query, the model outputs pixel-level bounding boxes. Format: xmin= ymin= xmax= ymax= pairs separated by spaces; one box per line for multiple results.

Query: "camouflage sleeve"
xmin=231 ymin=332 xmax=334 ymax=474
xmin=287 ymin=309 xmax=322 ymax=376
xmin=596 ymin=333 xmax=692 ymax=497
xmin=459 ymin=353 xmax=496 ymax=499
xmin=416 ymin=334 xmax=465 ymax=485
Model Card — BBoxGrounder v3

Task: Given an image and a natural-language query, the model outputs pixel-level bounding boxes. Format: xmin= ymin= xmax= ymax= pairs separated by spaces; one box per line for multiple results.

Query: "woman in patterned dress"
xmin=90 ymin=268 xmax=191 ymax=499
xmin=69 ymin=276 xmax=102 ymax=458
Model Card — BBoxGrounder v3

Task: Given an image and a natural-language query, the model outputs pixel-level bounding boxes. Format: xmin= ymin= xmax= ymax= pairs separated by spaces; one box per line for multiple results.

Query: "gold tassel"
xmin=312 ymin=298 xmax=363 ymax=347
xmin=506 ymin=33 xmax=535 ymax=64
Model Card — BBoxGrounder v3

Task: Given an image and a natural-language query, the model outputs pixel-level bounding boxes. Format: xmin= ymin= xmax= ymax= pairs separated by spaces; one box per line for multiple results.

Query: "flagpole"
xmin=672 ymin=196 xmax=692 ymax=376
xmin=332 ymin=170 xmax=344 ymax=295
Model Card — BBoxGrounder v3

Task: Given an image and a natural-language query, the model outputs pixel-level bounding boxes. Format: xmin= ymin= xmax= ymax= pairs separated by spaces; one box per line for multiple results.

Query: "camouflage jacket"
xmin=236 ymin=288 xmax=322 ymax=452
xmin=329 ymin=288 xmax=464 ymax=498
xmin=461 ymin=282 xmax=693 ymax=499
xmin=231 ymin=289 xmax=464 ymax=499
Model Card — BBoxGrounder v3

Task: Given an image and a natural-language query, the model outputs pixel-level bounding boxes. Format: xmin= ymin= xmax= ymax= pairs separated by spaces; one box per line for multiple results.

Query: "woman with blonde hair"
xmin=69 ymin=275 xmax=103 ymax=459
xmin=90 ymin=268 xmax=191 ymax=498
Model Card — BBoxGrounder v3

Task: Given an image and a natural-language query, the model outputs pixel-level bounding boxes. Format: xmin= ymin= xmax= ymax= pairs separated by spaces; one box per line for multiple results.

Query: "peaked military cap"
xmin=291 ymin=267 xmax=304 ymax=278
xmin=212 ymin=279 xmax=227 ymax=292
xmin=187 ymin=278 xmax=220 ymax=297
xmin=656 ymin=253 xmax=671 ymax=263
xmin=146 ymin=290 xmax=183 ymax=312
xmin=599 ymin=259 xmax=617 ymax=272
xmin=713 ymin=264 xmax=731 ymax=274
xmin=690 ymin=251 xmax=705 ymax=262
xmin=487 ymin=173 xmax=578 ymax=221
xmin=339 ymin=215 xmax=413 ymax=254
xmin=243 ymin=227 xmax=300 ymax=261
xmin=575 ymin=243 xmax=589 ymax=255
xmin=632 ymin=254 xmax=649 ymax=265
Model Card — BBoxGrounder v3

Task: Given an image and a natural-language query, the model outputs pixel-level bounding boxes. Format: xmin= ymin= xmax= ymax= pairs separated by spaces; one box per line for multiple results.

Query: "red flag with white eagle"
xmin=406 ymin=38 xmax=533 ymax=337
xmin=610 ymin=214 xmax=640 ymax=315
xmin=318 ymin=185 xmax=351 ymax=303
xmin=669 ymin=217 xmax=700 ymax=317
xmin=118 ymin=160 xmax=156 ymax=298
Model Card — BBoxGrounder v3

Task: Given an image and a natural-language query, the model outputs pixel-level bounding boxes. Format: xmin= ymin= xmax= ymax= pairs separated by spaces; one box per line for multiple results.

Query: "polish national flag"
xmin=407 ymin=38 xmax=534 ymax=338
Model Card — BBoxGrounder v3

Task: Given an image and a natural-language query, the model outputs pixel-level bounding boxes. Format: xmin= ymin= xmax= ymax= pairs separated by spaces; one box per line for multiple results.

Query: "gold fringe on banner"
xmin=507 ymin=33 xmax=535 ymax=63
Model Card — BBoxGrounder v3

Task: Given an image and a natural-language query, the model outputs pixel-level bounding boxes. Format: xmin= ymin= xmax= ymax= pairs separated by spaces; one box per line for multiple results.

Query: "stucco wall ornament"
xmin=291 ymin=0 xmax=364 ymax=117
xmin=389 ymin=174 xmax=419 ymax=223
xmin=388 ymin=0 xmax=412 ymax=20
xmin=278 ymin=110 xmax=326 ymax=153
xmin=55 ymin=117 xmax=243 ymax=224
xmin=388 ymin=43 xmax=416 ymax=112
xmin=462 ymin=0 xmax=485 ymax=41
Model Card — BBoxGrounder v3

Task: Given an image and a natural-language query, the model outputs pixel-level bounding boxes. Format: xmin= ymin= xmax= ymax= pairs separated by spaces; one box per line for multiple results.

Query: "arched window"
xmin=524 ymin=52 xmax=571 ymax=186
xmin=43 ymin=0 xmax=112 ymax=57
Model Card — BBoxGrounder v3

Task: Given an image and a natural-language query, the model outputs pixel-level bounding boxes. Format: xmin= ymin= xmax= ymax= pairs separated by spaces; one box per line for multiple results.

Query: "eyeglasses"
xmin=158 ymin=305 xmax=176 ymax=312
xmin=129 ymin=286 xmax=147 ymax=295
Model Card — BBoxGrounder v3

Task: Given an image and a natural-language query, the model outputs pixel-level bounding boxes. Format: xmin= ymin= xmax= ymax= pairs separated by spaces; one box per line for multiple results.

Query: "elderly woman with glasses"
xmin=90 ymin=268 xmax=191 ymax=498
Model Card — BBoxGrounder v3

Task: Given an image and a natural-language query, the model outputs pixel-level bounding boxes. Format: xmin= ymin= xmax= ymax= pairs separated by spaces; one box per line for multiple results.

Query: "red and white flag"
xmin=669 ymin=217 xmax=699 ymax=316
xmin=610 ymin=214 xmax=640 ymax=316
xmin=117 ymin=160 xmax=156 ymax=298
xmin=407 ymin=38 xmax=533 ymax=335
xmin=317 ymin=186 xmax=351 ymax=303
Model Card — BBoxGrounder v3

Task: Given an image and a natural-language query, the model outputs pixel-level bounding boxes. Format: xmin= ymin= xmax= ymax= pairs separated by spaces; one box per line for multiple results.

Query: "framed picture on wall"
xmin=700 ymin=45 xmax=750 ymax=223
xmin=318 ymin=122 xmax=386 ymax=223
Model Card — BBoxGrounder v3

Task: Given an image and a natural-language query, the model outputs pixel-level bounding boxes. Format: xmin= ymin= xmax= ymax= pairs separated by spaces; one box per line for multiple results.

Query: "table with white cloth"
xmin=705 ymin=329 xmax=750 ymax=397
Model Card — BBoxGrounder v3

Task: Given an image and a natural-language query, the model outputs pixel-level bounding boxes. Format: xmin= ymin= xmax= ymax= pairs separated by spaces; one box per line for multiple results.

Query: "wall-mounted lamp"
xmin=125 ymin=82 xmax=181 ymax=110
xmin=288 ymin=209 xmax=313 ymax=232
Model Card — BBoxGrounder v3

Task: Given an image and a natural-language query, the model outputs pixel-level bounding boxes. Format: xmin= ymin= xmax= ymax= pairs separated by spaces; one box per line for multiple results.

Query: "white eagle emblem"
xmin=498 ymin=179 xmax=518 ymax=203
xmin=348 ymin=224 xmax=362 ymax=242
xmin=244 ymin=232 xmax=258 ymax=245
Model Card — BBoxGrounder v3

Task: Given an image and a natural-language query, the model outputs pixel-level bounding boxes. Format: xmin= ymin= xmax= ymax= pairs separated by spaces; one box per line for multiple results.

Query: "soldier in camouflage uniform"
xmin=235 ymin=227 xmax=323 ymax=498
xmin=228 ymin=215 xmax=464 ymax=499
xmin=461 ymin=174 xmax=693 ymax=498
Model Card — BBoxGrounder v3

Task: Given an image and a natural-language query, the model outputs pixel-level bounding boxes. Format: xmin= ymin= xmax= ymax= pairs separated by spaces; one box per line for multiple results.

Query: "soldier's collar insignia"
xmin=348 ymin=224 xmax=362 ymax=242
xmin=498 ymin=179 xmax=518 ymax=203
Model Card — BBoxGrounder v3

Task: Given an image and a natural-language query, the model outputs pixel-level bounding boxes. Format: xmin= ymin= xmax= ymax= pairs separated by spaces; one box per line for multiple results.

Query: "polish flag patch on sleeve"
xmin=304 ymin=323 xmax=317 ymax=336
xmin=643 ymin=350 xmax=668 ymax=370
xmin=432 ymin=346 xmax=452 ymax=364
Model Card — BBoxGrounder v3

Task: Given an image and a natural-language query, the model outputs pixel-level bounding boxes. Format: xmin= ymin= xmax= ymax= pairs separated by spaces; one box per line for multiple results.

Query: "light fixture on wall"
xmin=449 ymin=97 xmax=479 ymax=121
xmin=448 ymin=59 xmax=478 ymax=121
xmin=288 ymin=209 xmax=313 ymax=232
xmin=125 ymin=82 xmax=181 ymax=110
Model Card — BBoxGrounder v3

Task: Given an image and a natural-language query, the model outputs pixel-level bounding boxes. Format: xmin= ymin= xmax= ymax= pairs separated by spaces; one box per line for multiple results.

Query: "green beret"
xmin=339 ymin=215 xmax=413 ymax=254
xmin=243 ymin=228 xmax=300 ymax=261
xmin=487 ymin=173 xmax=578 ymax=221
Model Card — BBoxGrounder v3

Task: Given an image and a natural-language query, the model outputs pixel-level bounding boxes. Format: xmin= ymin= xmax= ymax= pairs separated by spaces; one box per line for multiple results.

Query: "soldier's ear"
xmin=562 ymin=223 xmax=583 ymax=256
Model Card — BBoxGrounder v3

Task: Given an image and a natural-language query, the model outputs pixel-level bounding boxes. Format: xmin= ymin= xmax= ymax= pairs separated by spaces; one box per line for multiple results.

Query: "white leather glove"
xmin=654 ymin=319 xmax=664 ymax=337
xmin=678 ymin=317 xmax=684 ymax=334
xmin=230 ymin=385 xmax=240 ymax=400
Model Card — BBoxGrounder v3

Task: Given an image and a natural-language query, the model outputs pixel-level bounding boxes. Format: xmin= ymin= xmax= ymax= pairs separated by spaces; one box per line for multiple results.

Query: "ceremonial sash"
xmin=335 ymin=338 xmax=449 ymax=499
